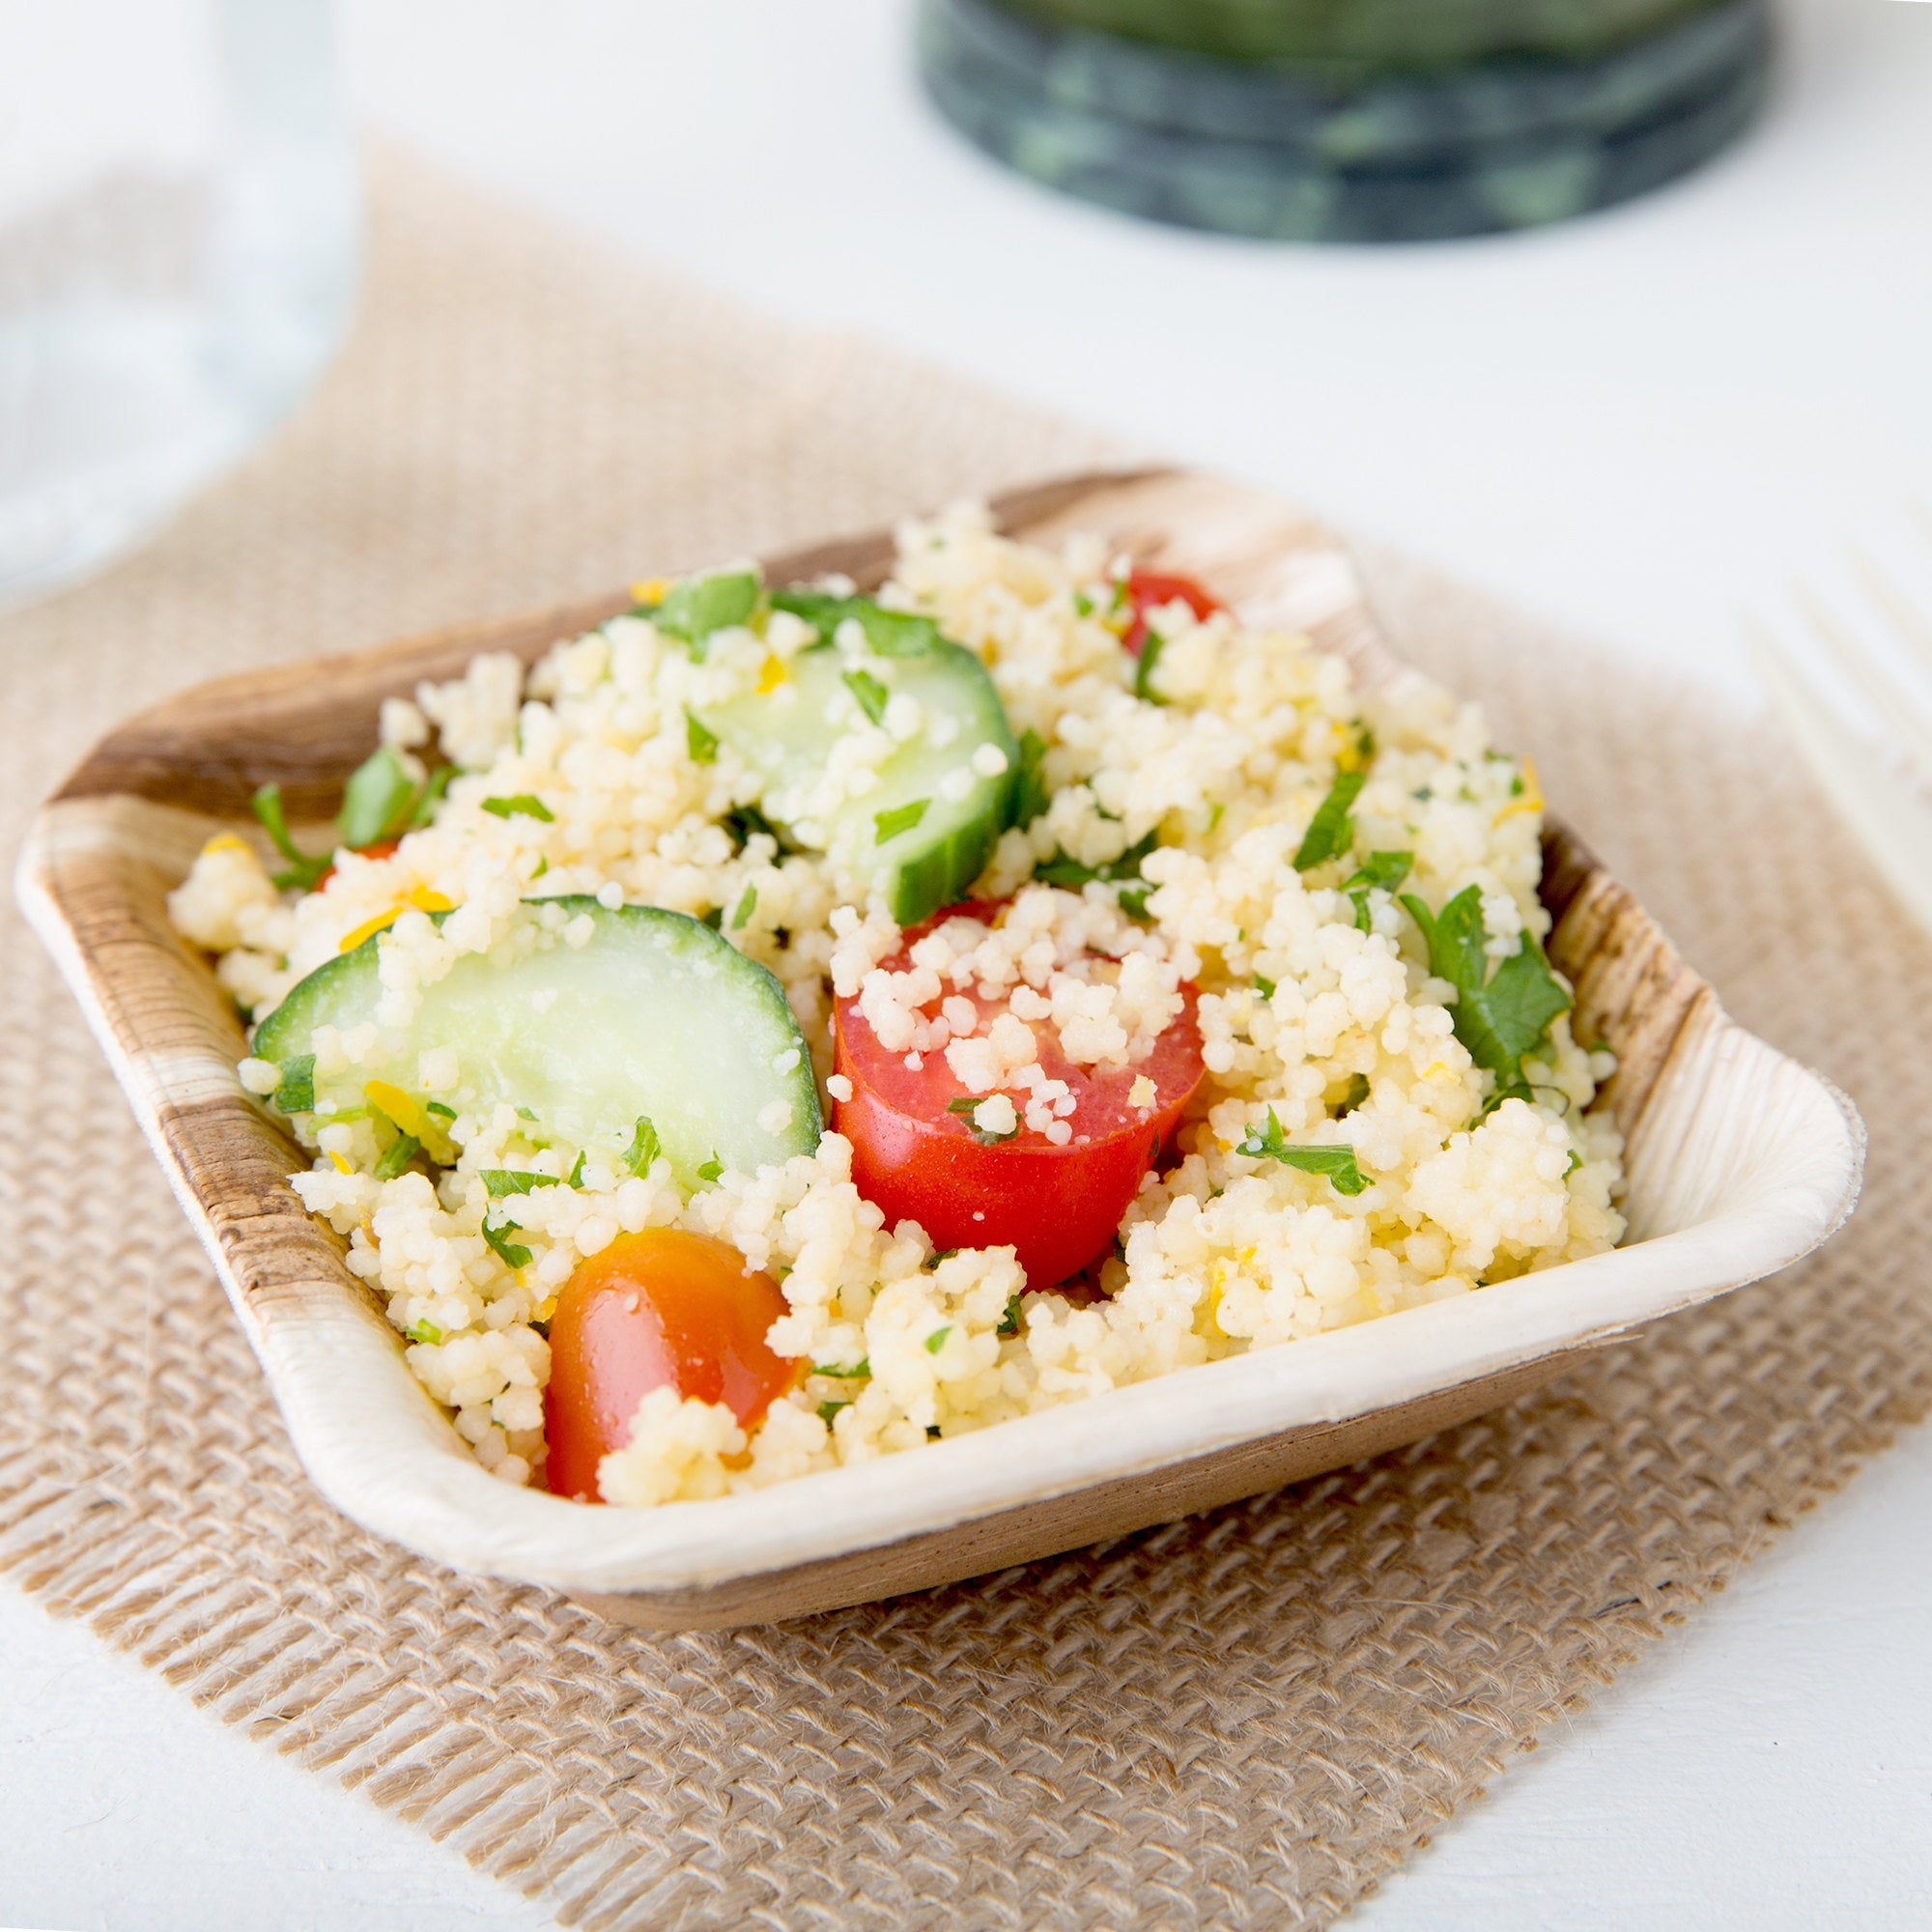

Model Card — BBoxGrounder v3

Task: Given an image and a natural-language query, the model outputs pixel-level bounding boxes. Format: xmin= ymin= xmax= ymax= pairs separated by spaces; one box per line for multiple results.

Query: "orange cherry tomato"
xmin=1120 ymin=569 xmax=1224 ymax=657
xmin=543 ymin=1229 xmax=801 ymax=1503
xmin=833 ymin=908 xmax=1206 ymax=1289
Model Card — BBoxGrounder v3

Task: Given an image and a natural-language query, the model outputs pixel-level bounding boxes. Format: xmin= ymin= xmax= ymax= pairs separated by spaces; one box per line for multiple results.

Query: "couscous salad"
xmin=170 ymin=509 xmax=1624 ymax=1507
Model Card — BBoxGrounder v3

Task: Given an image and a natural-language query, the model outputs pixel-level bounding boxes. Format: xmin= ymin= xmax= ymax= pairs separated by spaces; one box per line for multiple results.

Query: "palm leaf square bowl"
xmin=16 ymin=469 xmax=1862 ymax=1629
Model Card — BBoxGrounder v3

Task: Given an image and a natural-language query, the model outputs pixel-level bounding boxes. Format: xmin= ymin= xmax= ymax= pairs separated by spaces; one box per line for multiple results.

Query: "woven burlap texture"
xmin=0 ymin=155 xmax=1918 ymax=1932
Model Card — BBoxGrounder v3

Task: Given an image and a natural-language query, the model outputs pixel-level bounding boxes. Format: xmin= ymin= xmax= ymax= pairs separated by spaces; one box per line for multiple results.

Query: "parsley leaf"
xmin=729 ymin=886 xmax=757 ymax=930
xmin=623 ymin=1116 xmax=662 ymax=1178
xmin=1133 ymin=627 xmax=1169 ymax=705
xmin=1293 ymin=770 xmax=1366 ymax=871
xmin=768 ymin=589 xmax=942 ymax=658
xmin=1012 ymin=728 xmax=1052 ymax=830
xmin=1402 ymin=886 xmax=1572 ymax=1096
xmin=337 ymin=747 xmax=419 ymax=850
xmin=843 ymin=668 xmax=890 ymax=725
xmin=270 ymin=1053 xmax=315 ymax=1115
xmin=1254 ymin=975 xmax=1276 ymax=1001
xmin=946 ymin=1094 xmax=1018 ymax=1145
xmin=567 ymin=1150 xmax=586 ymax=1187
xmin=480 ymin=794 xmax=554 ymax=822
xmin=1234 ymin=1108 xmax=1369 ymax=1195
xmin=818 ymin=1400 xmax=851 ymax=1426
xmin=997 ymin=1294 xmax=1023 ymax=1339
xmin=647 ymin=569 xmax=760 ymax=658
xmin=696 ymin=1151 xmax=724 ymax=1183
xmin=924 ymin=1325 xmax=952 ymax=1354
xmin=873 ymin=797 xmax=928 ymax=843
xmin=812 ymin=1358 xmax=870 ymax=1378
xmin=409 ymin=762 xmax=457 ymax=830
xmin=249 ymin=783 xmax=330 ymax=892
xmin=479 ymin=1169 xmax=545 ymax=1197
xmin=405 ymin=1320 xmax=443 ymax=1347
xmin=685 ymin=707 xmax=719 ymax=763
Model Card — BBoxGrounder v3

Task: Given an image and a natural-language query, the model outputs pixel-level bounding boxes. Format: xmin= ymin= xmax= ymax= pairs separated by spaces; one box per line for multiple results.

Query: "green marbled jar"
xmin=918 ymin=0 xmax=1771 ymax=240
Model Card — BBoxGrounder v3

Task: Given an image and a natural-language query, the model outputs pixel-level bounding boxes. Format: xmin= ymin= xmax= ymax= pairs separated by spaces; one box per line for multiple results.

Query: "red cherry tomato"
xmin=1120 ymin=569 xmax=1225 ymax=657
xmin=312 ymin=838 xmax=401 ymax=894
xmin=833 ymin=911 xmax=1206 ymax=1289
xmin=543 ymin=1228 xmax=801 ymax=1502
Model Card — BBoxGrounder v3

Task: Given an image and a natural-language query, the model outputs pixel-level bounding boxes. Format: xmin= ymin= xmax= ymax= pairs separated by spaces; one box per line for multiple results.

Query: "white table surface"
xmin=8 ymin=2 xmax=1932 ymax=1926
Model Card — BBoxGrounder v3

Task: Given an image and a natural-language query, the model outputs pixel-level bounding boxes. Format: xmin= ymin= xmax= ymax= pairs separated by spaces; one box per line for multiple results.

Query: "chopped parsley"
xmin=423 ymin=1098 xmax=456 ymax=1121
xmin=405 ymin=1321 xmax=443 ymax=1347
xmin=249 ymin=783 xmax=330 ymax=892
xmin=1335 ymin=1073 xmax=1371 ymax=1116
xmin=700 ymin=906 xmax=724 ymax=929
xmin=696 ymin=1151 xmax=724 ymax=1183
xmin=373 ymin=1133 xmax=421 ymax=1181
xmin=1293 ymin=770 xmax=1366 ymax=872
xmin=479 ymin=1169 xmax=545 ymax=1196
xmin=817 ymin=1400 xmax=850 ymax=1427
xmin=729 ymin=886 xmax=757 ymax=930
xmin=1132 ymin=627 xmax=1169 ymax=705
xmin=873 ymin=797 xmax=928 ymax=843
xmin=1254 ymin=975 xmax=1276 ymax=1001
xmin=623 ymin=1116 xmax=662 ymax=1178
xmin=480 ymin=1217 xmax=532 ymax=1270
xmin=1012 ymin=728 xmax=1052 ymax=830
xmin=337 ymin=746 xmax=419 ymax=850
xmin=768 ymin=589 xmax=942 ymax=658
xmin=947 ymin=1094 xmax=1018 ymax=1145
xmin=722 ymin=801 xmax=790 ymax=854
xmin=812 ymin=1358 xmax=870 ymax=1378
xmin=567 ymin=1150 xmax=586 ymax=1187
xmin=1401 ymin=885 xmax=1572 ymax=1107
xmin=1035 ymin=828 xmax=1157 ymax=892
xmin=646 ymin=569 xmax=760 ymax=658
xmin=924 ymin=1325 xmax=952 ymax=1354
xmin=408 ymin=762 xmax=457 ymax=830
xmin=270 ymin=1053 xmax=315 ymax=1115
xmin=480 ymin=793 xmax=554 ymax=822
xmin=1566 ymin=1149 xmax=1583 ymax=1177
xmin=997 ymin=1294 xmax=1023 ymax=1339
xmin=1235 ymin=1107 xmax=1369 ymax=1195
xmin=1344 ymin=848 xmax=1413 ymax=929
xmin=1117 ymin=884 xmax=1152 ymax=924
xmin=842 ymin=668 xmax=890 ymax=725
xmin=685 ymin=707 xmax=719 ymax=763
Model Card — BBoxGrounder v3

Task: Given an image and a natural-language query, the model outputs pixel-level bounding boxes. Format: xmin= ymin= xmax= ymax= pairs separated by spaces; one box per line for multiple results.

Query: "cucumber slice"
xmin=254 ymin=898 xmax=821 ymax=1187
xmin=698 ymin=612 xmax=1017 ymax=926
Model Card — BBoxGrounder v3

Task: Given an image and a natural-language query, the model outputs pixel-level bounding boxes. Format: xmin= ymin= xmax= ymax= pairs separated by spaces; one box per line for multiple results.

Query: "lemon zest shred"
xmin=1492 ymin=755 xmax=1544 ymax=826
xmin=756 ymin=653 xmax=786 ymax=695
xmin=405 ymin=884 xmax=453 ymax=914
xmin=364 ymin=1080 xmax=426 ymax=1139
xmin=201 ymin=834 xmax=251 ymax=857
xmin=327 ymin=1149 xmax=353 ymax=1175
xmin=338 ymin=907 xmax=401 ymax=952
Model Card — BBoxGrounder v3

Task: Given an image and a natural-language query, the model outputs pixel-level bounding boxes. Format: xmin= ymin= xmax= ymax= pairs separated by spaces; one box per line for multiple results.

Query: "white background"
xmin=7 ymin=1 xmax=1932 ymax=1926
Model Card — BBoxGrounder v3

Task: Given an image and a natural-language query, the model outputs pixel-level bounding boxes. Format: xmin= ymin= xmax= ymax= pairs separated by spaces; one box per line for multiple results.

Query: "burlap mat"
xmin=1 ymin=154 xmax=1920 ymax=1931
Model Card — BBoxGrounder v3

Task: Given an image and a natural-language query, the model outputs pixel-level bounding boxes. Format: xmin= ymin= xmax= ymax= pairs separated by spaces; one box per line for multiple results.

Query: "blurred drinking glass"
xmin=0 ymin=0 xmax=358 ymax=609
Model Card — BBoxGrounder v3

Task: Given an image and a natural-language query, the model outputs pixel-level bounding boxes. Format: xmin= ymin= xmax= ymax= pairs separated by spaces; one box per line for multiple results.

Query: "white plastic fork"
xmin=1748 ymin=508 xmax=1932 ymax=937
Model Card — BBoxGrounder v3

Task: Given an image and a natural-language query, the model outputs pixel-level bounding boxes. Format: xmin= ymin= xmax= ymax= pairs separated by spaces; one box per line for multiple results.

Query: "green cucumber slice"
xmin=254 ymin=897 xmax=821 ymax=1187
xmin=699 ymin=612 xmax=1016 ymax=925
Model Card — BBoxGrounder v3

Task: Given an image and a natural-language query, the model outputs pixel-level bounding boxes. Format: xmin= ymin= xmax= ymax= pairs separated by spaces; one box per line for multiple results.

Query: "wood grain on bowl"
xmin=16 ymin=469 xmax=1863 ymax=1629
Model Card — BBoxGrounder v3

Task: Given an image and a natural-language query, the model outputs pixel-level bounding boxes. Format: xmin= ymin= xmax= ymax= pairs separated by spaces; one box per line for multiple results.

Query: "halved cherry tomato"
xmin=543 ymin=1228 xmax=801 ymax=1502
xmin=312 ymin=838 xmax=401 ymax=894
xmin=833 ymin=909 xmax=1206 ymax=1288
xmin=1119 ymin=569 xmax=1225 ymax=656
